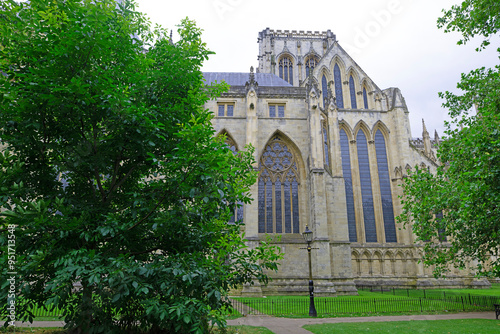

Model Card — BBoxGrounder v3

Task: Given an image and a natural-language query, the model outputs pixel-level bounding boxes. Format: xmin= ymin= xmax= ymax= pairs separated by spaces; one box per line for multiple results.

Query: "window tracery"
xmin=279 ymin=56 xmax=293 ymax=85
xmin=258 ymin=136 xmax=300 ymax=234
xmin=305 ymin=56 xmax=318 ymax=78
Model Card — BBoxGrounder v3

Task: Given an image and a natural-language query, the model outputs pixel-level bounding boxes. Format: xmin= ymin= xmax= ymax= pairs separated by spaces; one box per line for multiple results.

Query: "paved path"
xmin=227 ymin=312 xmax=498 ymax=334
xmin=12 ymin=312 xmax=498 ymax=333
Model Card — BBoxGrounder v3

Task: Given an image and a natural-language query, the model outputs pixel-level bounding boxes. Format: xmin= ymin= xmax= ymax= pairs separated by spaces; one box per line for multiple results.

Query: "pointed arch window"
xmin=334 ymin=64 xmax=344 ymax=108
xmin=258 ymin=136 xmax=300 ymax=234
xmin=340 ymin=129 xmax=357 ymax=242
xmin=223 ymin=135 xmax=244 ymax=223
xmin=363 ymin=87 xmax=369 ymax=109
xmin=375 ymin=130 xmax=397 ymax=242
xmin=349 ymin=75 xmax=357 ymax=109
xmin=322 ymin=75 xmax=328 ymax=108
xmin=305 ymin=56 xmax=318 ymax=78
xmin=322 ymin=121 xmax=330 ymax=168
xmin=357 ymin=130 xmax=377 ymax=242
xmin=279 ymin=56 xmax=293 ymax=85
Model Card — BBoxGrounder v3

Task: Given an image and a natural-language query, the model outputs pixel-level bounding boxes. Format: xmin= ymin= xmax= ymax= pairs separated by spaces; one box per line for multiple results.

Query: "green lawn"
xmin=230 ymin=287 xmax=499 ymax=317
xmin=0 ymin=326 xmax=272 ymax=334
xmin=303 ymin=319 xmax=500 ymax=334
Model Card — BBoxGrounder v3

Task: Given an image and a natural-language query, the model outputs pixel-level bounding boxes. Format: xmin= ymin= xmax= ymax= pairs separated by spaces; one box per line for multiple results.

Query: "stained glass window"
xmin=363 ymin=87 xmax=369 ymax=109
xmin=322 ymin=75 xmax=328 ymax=108
xmin=224 ymin=135 xmax=244 ymax=224
xmin=357 ymin=130 xmax=377 ymax=242
xmin=322 ymin=122 xmax=329 ymax=168
xmin=375 ymin=130 xmax=397 ymax=243
xmin=279 ymin=56 xmax=293 ymax=85
xmin=258 ymin=136 xmax=300 ymax=234
xmin=340 ymin=129 xmax=357 ymax=242
xmin=349 ymin=75 xmax=357 ymax=109
xmin=334 ymin=64 xmax=344 ymax=108
xmin=305 ymin=56 xmax=318 ymax=78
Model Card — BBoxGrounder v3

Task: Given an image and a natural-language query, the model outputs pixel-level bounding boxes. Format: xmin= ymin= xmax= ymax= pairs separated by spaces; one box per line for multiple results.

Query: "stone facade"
xmin=204 ymin=28 xmax=489 ymax=295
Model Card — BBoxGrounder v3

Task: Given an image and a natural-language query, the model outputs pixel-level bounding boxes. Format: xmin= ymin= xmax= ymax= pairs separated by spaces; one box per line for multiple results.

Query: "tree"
xmin=0 ymin=1 xmax=281 ymax=333
xmin=399 ymin=0 xmax=500 ymax=278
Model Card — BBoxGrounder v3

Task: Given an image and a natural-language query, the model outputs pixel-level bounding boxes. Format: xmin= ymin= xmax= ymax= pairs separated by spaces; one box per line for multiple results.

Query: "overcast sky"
xmin=135 ymin=0 xmax=499 ymax=138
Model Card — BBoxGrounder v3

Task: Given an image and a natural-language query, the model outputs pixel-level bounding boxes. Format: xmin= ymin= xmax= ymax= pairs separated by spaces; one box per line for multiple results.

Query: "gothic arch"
xmin=262 ymin=130 xmax=304 ymax=164
xmin=304 ymin=53 xmax=320 ymax=78
xmin=346 ymin=67 xmax=360 ymax=109
xmin=339 ymin=121 xmax=354 ymax=140
xmin=346 ymin=66 xmax=361 ymax=83
xmin=360 ymin=78 xmax=374 ymax=92
xmin=372 ymin=121 xmax=391 ymax=137
xmin=258 ymin=131 xmax=305 ymax=234
xmin=318 ymin=65 xmax=331 ymax=78
xmin=217 ymin=129 xmax=239 ymax=151
xmin=329 ymin=55 xmax=347 ymax=75
xmin=353 ymin=121 xmax=372 ymax=142
xmin=373 ymin=251 xmax=383 ymax=276
xmin=277 ymin=53 xmax=295 ymax=85
xmin=276 ymin=52 xmax=297 ymax=63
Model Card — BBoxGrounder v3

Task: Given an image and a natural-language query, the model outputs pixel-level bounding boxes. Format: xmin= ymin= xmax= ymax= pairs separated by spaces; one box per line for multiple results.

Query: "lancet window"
xmin=258 ymin=136 xmax=300 ymax=234
xmin=334 ymin=64 xmax=344 ymax=108
xmin=340 ymin=129 xmax=357 ymax=242
xmin=363 ymin=87 xmax=369 ymax=109
xmin=279 ymin=56 xmax=293 ymax=85
xmin=375 ymin=130 xmax=397 ymax=242
xmin=223 ymin=135 xmax=243 ymax=223
xmin=349 ymin=75 xmax=357 ymax=109
xmin=305 ymin=56 xmax=318 ymax=78
xmin=322 ymin=121 xmax=330 ymax=168
xmin=357 ymin=130 xmax=377 ymax=242
xmin=322 ymin=75 xmax=328 ymax=108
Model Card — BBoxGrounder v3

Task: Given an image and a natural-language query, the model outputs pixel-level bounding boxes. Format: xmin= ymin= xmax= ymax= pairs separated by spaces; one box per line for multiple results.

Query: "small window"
xmin=269 ymin=104 xmax=285 ymax=118
xmin=217 ymin=103 xmax=234 ymax=117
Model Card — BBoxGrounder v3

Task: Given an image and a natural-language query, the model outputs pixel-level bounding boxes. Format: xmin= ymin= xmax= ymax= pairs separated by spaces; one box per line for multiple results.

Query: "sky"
xmin=135 ymin=0 xmax=499 ymax=138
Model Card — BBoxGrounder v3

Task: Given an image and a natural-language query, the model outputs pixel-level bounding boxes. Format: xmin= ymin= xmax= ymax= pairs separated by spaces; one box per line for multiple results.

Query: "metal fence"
xmin=230 ymin=294 xmax=500 ymax=317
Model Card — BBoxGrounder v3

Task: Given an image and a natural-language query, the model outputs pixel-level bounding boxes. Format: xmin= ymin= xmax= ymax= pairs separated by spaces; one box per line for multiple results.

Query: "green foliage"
xmin=399 ymin=0 xmax=500 ymax=278
xmin=437 ymin=0 xmax=500 ymax=50
xmin=0 ymin=1 xmax=281 ymax=333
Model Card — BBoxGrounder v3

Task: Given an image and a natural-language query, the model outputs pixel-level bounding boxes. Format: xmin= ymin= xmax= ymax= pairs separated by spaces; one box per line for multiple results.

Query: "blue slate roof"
xmin=203 ymin=72 xmax=292 ymax=87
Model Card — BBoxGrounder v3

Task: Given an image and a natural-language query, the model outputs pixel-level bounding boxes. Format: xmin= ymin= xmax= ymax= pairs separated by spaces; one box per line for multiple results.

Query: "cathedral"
xmin=203 ymin=28 xmax=484 ymax=295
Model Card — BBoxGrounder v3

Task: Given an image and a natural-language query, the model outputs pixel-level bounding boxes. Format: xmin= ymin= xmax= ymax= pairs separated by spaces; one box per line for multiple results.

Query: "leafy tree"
xmin=0 ymin=0 xmax=281 ymax=333
xmin=399 ymin=0 xmax=500 ymax=278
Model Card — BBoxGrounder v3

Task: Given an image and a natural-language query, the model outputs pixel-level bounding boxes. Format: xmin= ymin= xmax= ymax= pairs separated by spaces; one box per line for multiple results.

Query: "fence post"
xmin=461 ymin=296 xmax=465 ymax=311
xmin=374 ymin=299 xmax=377 ymax=313
xmin=419 ymin=297 xmax=423 ymax=312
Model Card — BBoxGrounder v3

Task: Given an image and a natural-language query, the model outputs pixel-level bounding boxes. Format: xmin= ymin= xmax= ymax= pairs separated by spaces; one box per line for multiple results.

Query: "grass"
xmin=0 ymin=326 xmax=272 ymax=334
xmin=364 ymin=283 xmax=500 ymax=299
xmin=230 ymin=287 xmax=500 ymax=317
xmin=303 ymin=319 xmax=500 ymax=334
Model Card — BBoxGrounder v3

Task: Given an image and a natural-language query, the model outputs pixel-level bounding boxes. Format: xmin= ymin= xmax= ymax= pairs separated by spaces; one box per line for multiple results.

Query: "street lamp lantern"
xmin=302 ymin=225 xmax=313 ymax=243
xmin=302 ymin=224 xmax=317 ymax=317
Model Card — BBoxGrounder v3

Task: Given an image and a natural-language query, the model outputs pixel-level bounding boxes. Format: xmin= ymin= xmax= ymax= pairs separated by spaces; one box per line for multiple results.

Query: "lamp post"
xmin=302 ymin=225 xmax=317 ymax=317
